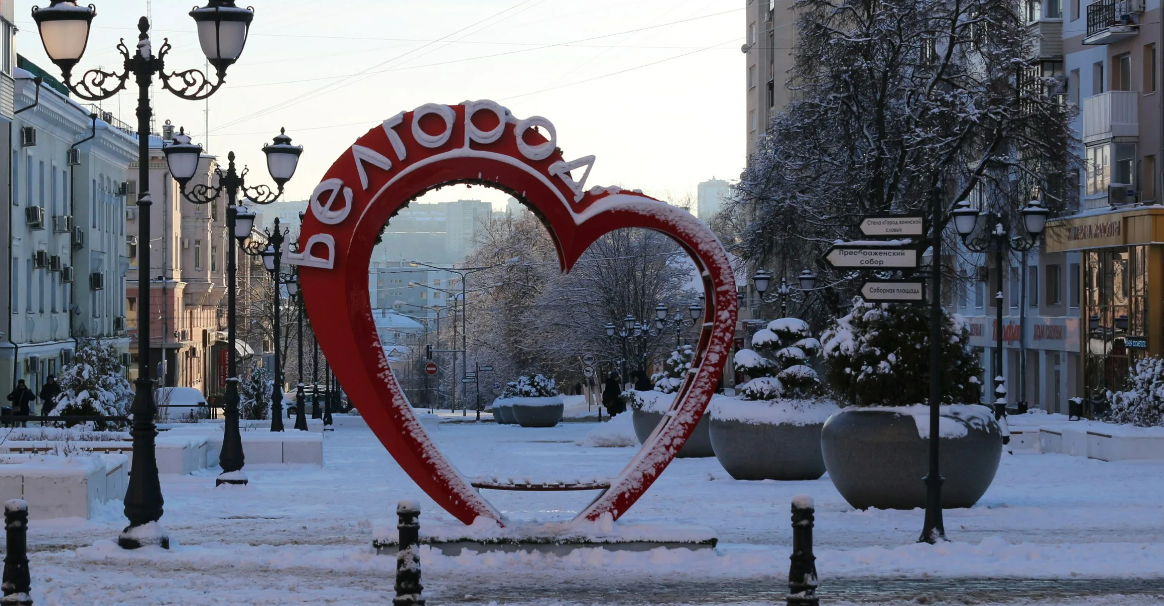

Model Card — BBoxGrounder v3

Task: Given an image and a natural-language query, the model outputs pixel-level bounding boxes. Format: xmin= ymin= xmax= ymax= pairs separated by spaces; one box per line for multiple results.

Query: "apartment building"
xmin=0 ymin=54 xmax=136 ymax=405
xmin=124 ymin=131 xmax=225 ymax=392
xmin=745 ymin=0 xmax=797 ymax=158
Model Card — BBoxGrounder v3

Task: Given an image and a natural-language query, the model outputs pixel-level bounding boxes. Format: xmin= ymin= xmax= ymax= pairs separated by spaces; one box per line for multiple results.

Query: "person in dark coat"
xmin=7 ymin=380 xmax=34 ymax=428
xmin=633 ymin=370 xmax=653 ymax=391
xmin=39 ymin=374 xmax=61 ymax=416
xmin=602 ymin=372 xmax=625 ymax=416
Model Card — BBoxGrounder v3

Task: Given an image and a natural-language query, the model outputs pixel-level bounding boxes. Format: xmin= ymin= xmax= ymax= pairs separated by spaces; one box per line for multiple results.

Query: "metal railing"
xmin=1087 ymin=0 xmax=1139 ymax=39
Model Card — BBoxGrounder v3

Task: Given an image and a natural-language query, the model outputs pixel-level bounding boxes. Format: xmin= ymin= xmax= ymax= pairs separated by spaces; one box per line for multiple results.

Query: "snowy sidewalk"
xmin=17 ymin=417 xmax=1164 ymax=605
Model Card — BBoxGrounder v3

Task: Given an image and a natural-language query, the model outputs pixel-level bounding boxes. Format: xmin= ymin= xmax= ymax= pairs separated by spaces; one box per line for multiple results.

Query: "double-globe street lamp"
xmin=163 ymin=128 xmax=303 ymax=483
xmin=751 ymin=270 xmax=819 ymax=317
xmin=605 ymin=314 xmax=654 ymax=385
xmin=255 ymin=221 xmax=299 ymax=432
xmin=32 ymin=0 xmax=255 ymax=549
xmin=951 ymin=200 xmax=1049 ymax=418
xmin=654 ymin=303 xmax=704 ymax=347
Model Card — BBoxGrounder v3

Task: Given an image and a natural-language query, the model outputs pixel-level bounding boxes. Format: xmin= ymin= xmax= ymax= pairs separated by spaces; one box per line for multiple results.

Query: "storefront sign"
xmin=965 ymin=316 xmax=1080 ymax=352
xmin=1067 ymin=221 xmax=1121 ymax=242
xmin=1124 ymin=335 xmax=1149 ymax=349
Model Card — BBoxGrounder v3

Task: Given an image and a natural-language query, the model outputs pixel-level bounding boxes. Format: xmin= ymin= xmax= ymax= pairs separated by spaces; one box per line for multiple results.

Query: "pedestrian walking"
xmin=634 ymin=369 xmax=653 ymax=391
xmin=39 ymin=374 xmax=61 ymax=416
xmin=602 ymin=372 xmax=625 ymax=416
xmin=6 ymin=380 xmax=34 ymax=428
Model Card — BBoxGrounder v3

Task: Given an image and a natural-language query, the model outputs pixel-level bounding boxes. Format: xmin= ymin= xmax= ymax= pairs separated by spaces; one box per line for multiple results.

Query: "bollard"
xmin=394 ymin=500 xmax=425 ymax=606
xmin=786 ymin=495 xmax=818 ymax=606
xmin=2 ymin=499 xmax=32 ymax=606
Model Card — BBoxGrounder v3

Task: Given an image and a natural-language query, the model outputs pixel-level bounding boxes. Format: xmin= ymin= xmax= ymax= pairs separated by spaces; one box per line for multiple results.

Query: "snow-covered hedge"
xmin=733 ymin=317 xmax=821 ymax=400
xmin=51 ymin=339 xmax=132 ymax=419
xmin=821 ymin=299 xmax=982 ymax=407
xmin=1109 ymin=357 xmax=1164 ymax=427
xmin=624 ymin=390 xmax=671 ymax=414
xmin=502 ymin=374 xmax=557 ymax=398
xmin=651 ymin=345 xmax=694 ymax=394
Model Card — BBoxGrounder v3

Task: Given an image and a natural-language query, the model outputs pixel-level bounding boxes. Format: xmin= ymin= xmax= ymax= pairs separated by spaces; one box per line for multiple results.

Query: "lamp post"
xmin=312 ymin=325 xmax=321 ymax=420
xmin=257 ymin=219 xmax=291 ymax=431
xmin=323 ymin=358 xmax=334 ymax=428
xmin=288 ymin=273 xmax=308 ymax=431
xmin=32 ymin=0 xmax=255 ymax=550
xmin=163 ymin=128 xmax=302 ymax=484
xmin=952 ymin=199 xmax=1049 ymax=419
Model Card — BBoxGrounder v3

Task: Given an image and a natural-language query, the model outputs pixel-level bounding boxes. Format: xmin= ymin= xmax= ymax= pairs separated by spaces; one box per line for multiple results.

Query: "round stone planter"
xmin=820 ymin=406 xmax=1003 ymax=510
xmin=632 ymin=409 xmax=714 ymax=458
xmin=708 ymin=399 xmax=839 ymax=481
xmin=510 ymin=397 xmax=565 ymax=428
xmin=491 ymin=402 xmax=516 ymax=425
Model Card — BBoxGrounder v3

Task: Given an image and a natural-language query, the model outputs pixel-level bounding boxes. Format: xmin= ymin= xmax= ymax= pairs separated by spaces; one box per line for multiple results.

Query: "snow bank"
xmin=577 ymin=413 xmax=637 ymax=447
xmin=855 ymin=404 xmax=996 ymax=439
xmin=709 ymin=398 xmax=839 ymax=426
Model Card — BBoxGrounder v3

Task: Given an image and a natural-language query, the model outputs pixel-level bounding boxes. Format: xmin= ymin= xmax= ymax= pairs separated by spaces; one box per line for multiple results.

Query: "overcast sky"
xmin=14 ymin=0 xmax=745 ymax=209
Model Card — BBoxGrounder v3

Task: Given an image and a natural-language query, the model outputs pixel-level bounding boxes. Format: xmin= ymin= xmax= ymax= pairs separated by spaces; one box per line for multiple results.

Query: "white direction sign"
xmin=583 ymin=366 xmax=596 ymax=378
xmin=861 ymin=280 xmax=926 ymax=302
xmin=461 ymin=378 xmax=475 ymax=384
xmin=859 ymin=215 xmax=925 ymax=237
xmin=825 ymin=245 xmax=918 ymax=269
xmin=582 ymin=353 xmax=597 ymax=367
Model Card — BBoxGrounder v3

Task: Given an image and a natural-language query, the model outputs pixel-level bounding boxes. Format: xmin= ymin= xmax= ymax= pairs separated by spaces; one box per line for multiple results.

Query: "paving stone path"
xmin=429 ymin=576 xmax=1164 ymax=604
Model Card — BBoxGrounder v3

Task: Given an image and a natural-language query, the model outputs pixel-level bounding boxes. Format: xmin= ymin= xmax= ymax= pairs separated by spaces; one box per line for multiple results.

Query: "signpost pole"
xmin=920 ymin=187 xmax=946 ymax=544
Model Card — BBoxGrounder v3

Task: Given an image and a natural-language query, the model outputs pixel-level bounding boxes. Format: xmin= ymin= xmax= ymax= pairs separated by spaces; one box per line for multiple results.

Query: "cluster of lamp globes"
xmin=31 ymin=1 xmax=306 ymax=280
xmin=605 ymin=302 xmax=704 ymax=338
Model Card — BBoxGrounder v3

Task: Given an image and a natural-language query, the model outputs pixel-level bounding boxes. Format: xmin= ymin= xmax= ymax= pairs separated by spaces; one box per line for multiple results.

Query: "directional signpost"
xmin=824 ymin=245 xmax=919 ymax=269
xmin=860 ymin=280 xmax=925 ymax=302
xmin=859 ymin=215 xmax=925 ymax=237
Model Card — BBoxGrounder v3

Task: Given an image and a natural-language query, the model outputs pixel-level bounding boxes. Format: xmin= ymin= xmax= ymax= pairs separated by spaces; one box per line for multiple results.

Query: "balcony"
xmin=1026 ymin=19 xmax=1063 ymax=61
xmin=1085 ymin=0 xmax=1143 ymax=45
xmin=1082 ymin=91 xmax=1139 ymax=144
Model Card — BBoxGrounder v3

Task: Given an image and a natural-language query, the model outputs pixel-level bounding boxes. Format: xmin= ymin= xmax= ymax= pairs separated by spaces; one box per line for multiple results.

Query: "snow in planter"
xmin=1108 ymin=356 xmax=1164 ymax=427
xmin=822 ymin=300 xmax=982 ymax=407
xmin=624 ymin=390 xmax=671 ymax=414
xmin=51 ymin=338 xmax=133 ymax=421
xmin=710 ymin=396 xmax=839 ymax=426
xmin=651 ymin=345 xmax=694 ymax=394
xmin=502 ymin=374 xmax=558 ymax=398
xmin=734 ymin=316 xmax=821 ymax=400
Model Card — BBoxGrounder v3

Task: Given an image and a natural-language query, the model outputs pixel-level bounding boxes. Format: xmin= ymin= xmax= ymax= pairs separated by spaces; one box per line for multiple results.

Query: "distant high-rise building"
xmin=697 ymin=179 xmax=731 ymax=221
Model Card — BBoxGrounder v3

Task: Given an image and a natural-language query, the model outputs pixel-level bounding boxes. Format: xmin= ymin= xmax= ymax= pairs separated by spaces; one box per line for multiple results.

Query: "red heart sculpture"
xmin=295 ymin=101 xmax=737 ymax=526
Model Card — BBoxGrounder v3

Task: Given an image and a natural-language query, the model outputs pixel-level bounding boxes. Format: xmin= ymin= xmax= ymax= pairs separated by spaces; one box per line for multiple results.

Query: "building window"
xmin=1027 ymin=265 xmax=1039 ymax=307
xmin=1071 ymin=0 xmax=1079 ymax=20
xmin=1069 ymin=261 xmax=1081 ymax=307
xmin=767 ymin=79 xmax=775 ymax=108
xmin=1046 ymin=264 xmax=1062 ymax=305
xmin=1093 ymin=61 xmax=1104 ymax=95
xmin=1114 ymin=143 xmax=1136 ymax=188
xmin=1144 ymin=155 xmax=1156 ymax=202
xmin=194 ymin=240 xmax=202 ymax=270
xmin=1084 ymin=247 xmax=1147 ymax=397
xmin=749 ymin=110 xmax=757 ymax=132
xmin=748 ymin=22 xmax=756 ymax=45
xmin=1047 ymin=0 xmax=1062 ymax=18
xmin=1009 ymin=266 xmax=1020 ymax=308
xmin=1113 ymin=53 xmax=1131 ymax=91
xmin=1026 ymin=0 xmax=1041 ymax=22
xmin=1068 ymin=68 xmax=1080 ymax=105
xmin=1145 ymin=44 xmax=1156 ymax=93
xmin=25 ymin=259 xmax=32 ymax=313
xmin=211 ymin=244 xmax=218 ymax=272
xmin=975 ymin=279 xmax=985 ymax=308
xmin=748 ymin=64 xmax=756 ymax=89
xmin=1086 ymin=144 xmax=1110 ymax=195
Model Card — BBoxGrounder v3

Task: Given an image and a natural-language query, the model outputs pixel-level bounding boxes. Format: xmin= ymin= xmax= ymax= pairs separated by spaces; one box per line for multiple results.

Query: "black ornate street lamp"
xmin=289 ymin=273 xmax=309 ymax=431
xmin=164 ymin=128 xmax=302 ymax=482
xmin=323 ymin=359 xmax=334 ymax=428
xmin=32 ymin=0 xmax=254 ymax=550
xmin=254 ymin=219 xmax=291 ymax=431
xmin=952 ymin=199 xmax=1049 ymax=418
xmin=312 ymin=325 xmax=321 ymax=420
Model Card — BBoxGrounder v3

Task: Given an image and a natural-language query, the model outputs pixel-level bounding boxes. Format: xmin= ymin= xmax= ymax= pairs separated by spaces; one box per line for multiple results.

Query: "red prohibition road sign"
xmin=425 ymin=362 xmax=438 ymax=376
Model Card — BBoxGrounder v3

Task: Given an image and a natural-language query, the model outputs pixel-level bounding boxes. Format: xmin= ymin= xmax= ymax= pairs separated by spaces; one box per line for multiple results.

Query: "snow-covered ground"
xmin=19 ymin=414 xmax=1164 ymax=605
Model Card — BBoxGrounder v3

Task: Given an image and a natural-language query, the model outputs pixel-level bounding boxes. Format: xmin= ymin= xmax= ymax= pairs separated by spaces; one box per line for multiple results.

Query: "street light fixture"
xmin=798 ymin=270 xmax=817 ymax=291
xmin=165 ymin=128 xmax=302 ymax=483
xmin=32 ymin=0 xmax=255 ymax=550
xmin=655 ymin=304 xmax=669 ymax=321
xmin=954 ymin=199 xmax=1049 ymax=422
xmin=689 ymin=303 xmax=702 ymax=321
xmin=605 ymin=323 xmax=616 ymax=337
xmin=623 ymin=314 xmax=635 ymax=331
xmin=752 ymin=270 xmax=772 ymax=295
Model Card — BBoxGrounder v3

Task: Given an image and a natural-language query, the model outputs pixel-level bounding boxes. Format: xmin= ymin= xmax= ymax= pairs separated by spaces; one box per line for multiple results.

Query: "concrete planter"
xmin=492 ymin=402 xmax=516 ymax=425
xmin=632 ymin=409 xmax=714 ymax=458
xmin=707 ymin=399 xmax=838 ymax=480
xmin=820 ymin=406 xmax=1003 ymax=510
xmin=510 ymin=397 xmax=564 ymax=428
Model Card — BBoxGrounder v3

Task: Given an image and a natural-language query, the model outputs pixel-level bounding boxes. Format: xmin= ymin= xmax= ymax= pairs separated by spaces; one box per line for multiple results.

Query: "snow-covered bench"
xmin=1008 ymin=413 xmax=1164 ymax=461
